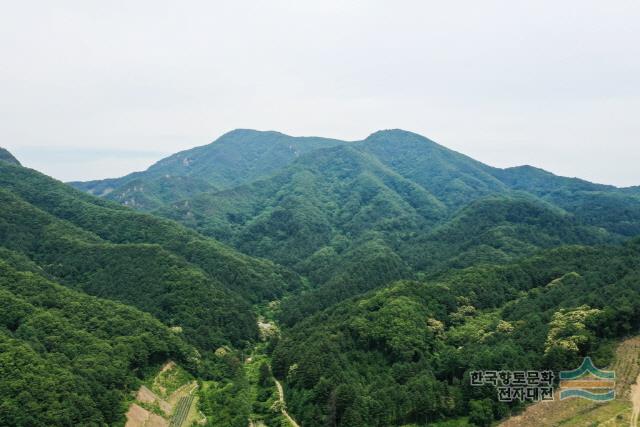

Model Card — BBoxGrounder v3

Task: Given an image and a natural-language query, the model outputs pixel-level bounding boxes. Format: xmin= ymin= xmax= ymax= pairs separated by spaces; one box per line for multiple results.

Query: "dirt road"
xmin=631 ymin=374 xmax=640 ymax=427
xmin=274 ymin=379 xmax=300 ymax=427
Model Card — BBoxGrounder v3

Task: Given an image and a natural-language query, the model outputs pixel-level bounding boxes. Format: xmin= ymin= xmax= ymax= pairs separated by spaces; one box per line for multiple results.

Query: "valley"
xmin=244 ymin=318 xmax=300 ymax=427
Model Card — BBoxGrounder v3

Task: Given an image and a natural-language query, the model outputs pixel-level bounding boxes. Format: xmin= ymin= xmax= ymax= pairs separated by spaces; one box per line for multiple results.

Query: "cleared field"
xmin=169 ymin=393 xmax=195 ymax=427
xmin=126 ymin=361 xmax=200 ymax=427
xmin=500 ymin=336 xmax=640 ymax=427
xmin=125 ymin=403 xmax=169 ymax=427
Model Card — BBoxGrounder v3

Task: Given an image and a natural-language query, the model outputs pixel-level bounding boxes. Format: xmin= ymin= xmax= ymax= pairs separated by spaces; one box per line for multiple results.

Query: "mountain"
xmin=272 ymin=240 xmax=640 ymax=426
xmin=62 ymin=129 xmax=640 ymax=426
xmin=278 ymin=194 xmax=615 ymax=326
xmin=0 ymin=160 xmax=303 ymax=351
xmin=357 ymin=131 xmax=640 ymax=238
xmin=402 ymin=194 xmax=615 ymax=271
xmin=0 ymin=147 xmax=20 ymax=166
xmin=72 ymin=129 xmax=640 ymax=313
xmin=492 ymin=165 xmax=640 ymax=236
xmin=73 ymin=129 xmax=640 ymax=239
xmin=92 ymin=174 xmax=219 ymax=211
xmin=356 ymin=129 xmax=509 ymax=208
xmin=71 ymin=129 xmax=344 ymax=209
xmin=159 ymin=143 xmax=446 ymax=267
xmin=4 ymin=127 xmax=637 ymax=427
xmin=0 ymin=252 xmax=198 ymax=426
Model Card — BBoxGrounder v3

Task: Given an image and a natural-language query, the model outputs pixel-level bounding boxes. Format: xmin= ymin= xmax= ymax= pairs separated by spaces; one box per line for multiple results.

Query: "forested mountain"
xmin=72 ymin=128 xmax=640 ymax=324
xmin=272 ymin=241 xmax=640 ymax=426
xmin=10 ymin=128 xmax=640 ymax=427
xmin=93 ymin=174 xmax=220 ymax=212
xmin=0 ymin=147 xmax=20 ymax=166
xmin=0 ymin=151 xmax=314 ymax=425
xmin=72 ymin=131 xmax=640 ymax=256
xmin=492 ymin=165 xmax=640 ymax=236
xmin=0 ymin=159 xmax=302 ymax=350
xmin=0 ymin=252 xmax=198 ymax=425
xmin=71 ymin=129 xmax=343 ymax=209
xmin=278 ymin=195 xmax=616 ymax=326
xmin=158 ymin=144 xmax=446 ymax=267
xmin=355 ymin=130 xmax=509 ymax=209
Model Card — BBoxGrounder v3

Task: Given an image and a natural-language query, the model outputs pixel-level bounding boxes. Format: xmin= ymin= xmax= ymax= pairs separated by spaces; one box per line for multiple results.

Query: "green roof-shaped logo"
xmin=559 ymin=357 xmax=615 ymax=380
xmin=559 ymin=357 xmax=615 ymax=402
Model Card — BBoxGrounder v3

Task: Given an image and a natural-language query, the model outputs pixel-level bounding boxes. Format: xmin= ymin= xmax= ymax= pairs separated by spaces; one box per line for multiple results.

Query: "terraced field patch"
xmin=169 ymin=393 xmax=195 ymax=427
xmin=126 ymin=361 xmax=201 ymax=427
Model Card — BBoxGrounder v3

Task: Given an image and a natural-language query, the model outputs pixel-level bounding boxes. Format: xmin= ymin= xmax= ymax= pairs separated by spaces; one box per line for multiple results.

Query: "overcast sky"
xmin=1 ymin=1 xmax=639 ymax=186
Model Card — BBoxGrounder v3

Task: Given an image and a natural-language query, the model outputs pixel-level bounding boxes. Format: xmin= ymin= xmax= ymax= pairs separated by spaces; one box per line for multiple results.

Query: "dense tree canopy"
xmin=271 ymin=241 xmax=640 ymax=426
xmin=0 ymin=257 xmax=197 ymax=426
xmin=0 ymin=161 xmax=308 ymax=349
xmin=4 ymin=129 xmax=640 ymax=426
xmin=76 ymin=130 xmax=640 ymax=314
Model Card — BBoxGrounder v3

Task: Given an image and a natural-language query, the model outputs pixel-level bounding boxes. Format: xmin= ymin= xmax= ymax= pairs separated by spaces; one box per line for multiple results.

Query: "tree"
xmin=469 ymin=399 xmax=493 ymax=427
xmin=258 ymin=362 xmax=272 ymax=387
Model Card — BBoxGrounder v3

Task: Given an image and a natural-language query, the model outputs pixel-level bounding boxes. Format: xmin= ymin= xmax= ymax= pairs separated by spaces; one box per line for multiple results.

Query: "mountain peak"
xmin=363 ymin=129 xmax=441 ymax=146
xmin=0 ymin=147 xmax=20 ymax=166
xmin=366 ymin=128 xmax=422 ymax=139
xmin=217 ymin=128 xmax=288 ymax=141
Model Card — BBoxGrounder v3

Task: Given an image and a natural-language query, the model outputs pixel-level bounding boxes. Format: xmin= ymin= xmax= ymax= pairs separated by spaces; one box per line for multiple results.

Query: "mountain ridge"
xmin=71 ymin=128 xmax=639 ymax=195
xmin=5 ymin=128 xmax=640 ymax=427
xmin=0 ymin=159 xmax=305 ymax=348
xmin=0 ymin=147 xmax=20 ymax=166
xmin=69 ymin=128 xmax=640 ymax=300
xmin=71 ymin=129 xmax=345 ymax=199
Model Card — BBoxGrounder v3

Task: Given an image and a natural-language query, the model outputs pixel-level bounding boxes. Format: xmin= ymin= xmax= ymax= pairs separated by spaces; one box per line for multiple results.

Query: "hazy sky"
xmin=1 ymin=1 xmax=639 ymax=186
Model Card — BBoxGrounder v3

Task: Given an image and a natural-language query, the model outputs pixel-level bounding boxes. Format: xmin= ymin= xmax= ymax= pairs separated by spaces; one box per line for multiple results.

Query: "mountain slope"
xmin=152 ymin=142 xmax=620 ymax=322
xmin=278 ymin=194 xmax=616 ymax=326
xmin=73 ymin=129 xmax=640 ymax=239
xmin=96 ymin=175 xmax=218 ymax=211
xmin=0 ymin=160 xmax=305 ymax=350
xmin=493 ymin=165 xmax=640 ymax=236
xmin=0 ymin=160 xmax=302 ymax=301
xmin=0 ymin=255 xmax=197 ymax=426
xmin=69 ymin=130 xmax=639 ymax=319
xmin=272 ymin=241 xmax=640 ymax=426
xmin=356 ymin=129 xmax=509 ymax=208
xmin=8 ymin=132 xmax=640 ymax=427
xmin=403 ymin=194 xmax=615 ymax=272
xmin=71 ymin=129 xmax=344 ymax=207
xmin=358 ymin=131 xmax=640 ymax=237
xmin=0 ymin=147 xmax=20 ymax=166
xmin=160 ymin=144 xmax=446 ymax=270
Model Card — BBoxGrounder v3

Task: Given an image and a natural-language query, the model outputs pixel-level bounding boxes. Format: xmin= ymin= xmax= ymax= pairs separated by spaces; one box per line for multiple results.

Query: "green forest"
xmin=3 ymin=129 xmax=640 ymax=426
